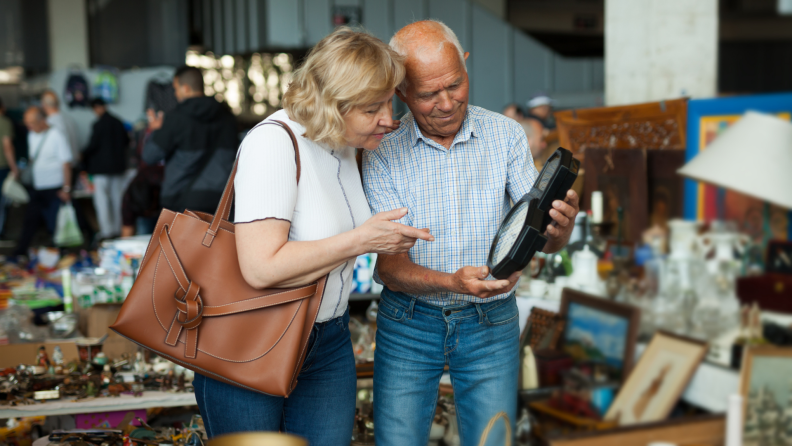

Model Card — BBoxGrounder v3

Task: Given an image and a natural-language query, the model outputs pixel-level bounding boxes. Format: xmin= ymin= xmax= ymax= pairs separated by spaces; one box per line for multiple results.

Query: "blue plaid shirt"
xmin=363 ymin=106 xmax=539 ymax=305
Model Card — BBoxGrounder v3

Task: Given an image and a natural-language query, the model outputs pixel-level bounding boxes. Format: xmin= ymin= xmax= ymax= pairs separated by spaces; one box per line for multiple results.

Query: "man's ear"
xmin=395 ymin=88 xmax=407 ymax=104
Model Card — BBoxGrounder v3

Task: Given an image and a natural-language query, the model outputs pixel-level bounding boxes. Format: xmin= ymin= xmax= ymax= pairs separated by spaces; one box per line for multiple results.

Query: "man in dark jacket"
xmin=143 ymin=66 xmax=237 ymax=214
xmin=85 ymin=98 xmax=129 ymax=239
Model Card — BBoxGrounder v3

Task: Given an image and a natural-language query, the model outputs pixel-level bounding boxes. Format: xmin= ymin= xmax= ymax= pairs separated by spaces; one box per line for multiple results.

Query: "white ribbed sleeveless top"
xmin=234 ymin=110 xmax=372 ymax=322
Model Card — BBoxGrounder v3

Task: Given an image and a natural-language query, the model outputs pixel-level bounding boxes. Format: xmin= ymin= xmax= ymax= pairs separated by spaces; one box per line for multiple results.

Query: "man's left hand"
xmin=543 ymin=190 xmax=580 ymax=253
xmin=57 ymin=189 xmax=71 ymax=203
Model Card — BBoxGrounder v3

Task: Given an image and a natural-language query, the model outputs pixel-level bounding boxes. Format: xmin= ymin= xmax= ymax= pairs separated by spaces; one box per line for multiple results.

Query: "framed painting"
xmin=739 ymin=346 xmax=792 ymax=445
xmin=604 ymin=331 xmax=707 ymax=426
xmin=559 ymin=288 xmax=641 ymax=384
xmin=684 ymin=93 xmax=792 ymax=240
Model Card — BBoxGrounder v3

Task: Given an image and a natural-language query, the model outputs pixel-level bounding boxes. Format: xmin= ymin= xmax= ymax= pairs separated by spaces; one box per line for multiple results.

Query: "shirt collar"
xmin=408 ymin=107 xmax=477 ymax=151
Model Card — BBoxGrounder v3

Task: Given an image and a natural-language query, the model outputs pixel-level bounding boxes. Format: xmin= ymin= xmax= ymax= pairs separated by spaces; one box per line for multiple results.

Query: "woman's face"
xmin=342 ymin=90 xmax=395 ymax=150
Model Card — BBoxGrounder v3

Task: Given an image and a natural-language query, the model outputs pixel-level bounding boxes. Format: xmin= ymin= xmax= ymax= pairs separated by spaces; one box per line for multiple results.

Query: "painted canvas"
xmin=742 ymin=352 xmax=792 ymax=446
xmin=563 ymin=302 xmax=630 ymax=382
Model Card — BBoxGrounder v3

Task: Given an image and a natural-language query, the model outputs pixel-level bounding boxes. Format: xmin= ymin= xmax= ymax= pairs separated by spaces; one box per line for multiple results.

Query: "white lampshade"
xmin=677 ymin=111 xmax=792 ymax=210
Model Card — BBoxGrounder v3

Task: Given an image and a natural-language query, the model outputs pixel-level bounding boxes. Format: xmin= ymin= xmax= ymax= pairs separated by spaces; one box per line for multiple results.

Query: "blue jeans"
xmin=193 ymin=308 xmax=356 ymax=445
xmin=374 ymin=289 xmax=519 ymax=446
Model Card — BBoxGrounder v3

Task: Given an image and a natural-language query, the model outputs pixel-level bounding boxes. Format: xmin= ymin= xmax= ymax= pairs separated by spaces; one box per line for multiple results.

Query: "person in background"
xmin=502 ymin=103 xmax=524 ymax=121
xmin=14 ymin=107 xmax=72 ymax=257
xmin=41 ymin=90 xmax=80 ymax=163
xmin=526 ymin=94 xmax=556 ymax=130
xmin=143 ymin=66 xmax=237 ymax=214
xmin=521 ymin=116 xmax=548 ymax=170
xmin=83 ymin=98 xmax=129 ymax=240
xmin=363 ymin=20 xmax=579 ymax=446
xmin=0 ymin=98 xmax=19 ymax=235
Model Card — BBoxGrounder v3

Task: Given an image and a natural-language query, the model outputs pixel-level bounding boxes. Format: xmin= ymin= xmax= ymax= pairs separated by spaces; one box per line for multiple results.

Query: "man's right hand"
xmin=450 ymin=266 xmax=520 ymax=299
xmin=146 ymin=109 xmax=164 ymax=131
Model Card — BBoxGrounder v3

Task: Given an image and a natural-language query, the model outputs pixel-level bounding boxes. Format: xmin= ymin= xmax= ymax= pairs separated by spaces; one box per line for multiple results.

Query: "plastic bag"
xmin=2 ymin=175 xmax=29 ymax=204
xmin=54 ymin=203 xmax=84 ymax=247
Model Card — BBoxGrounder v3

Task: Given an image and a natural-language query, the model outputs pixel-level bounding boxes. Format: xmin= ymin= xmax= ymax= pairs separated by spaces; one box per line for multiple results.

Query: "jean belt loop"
xmin=475 ymin=303 xmax=485 ymax=324
xmin=407 ymin=298 xmax=417 ymax=320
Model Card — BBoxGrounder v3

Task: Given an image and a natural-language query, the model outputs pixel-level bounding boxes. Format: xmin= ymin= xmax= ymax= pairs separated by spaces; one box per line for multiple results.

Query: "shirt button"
xmin=444 ymin=310 xmax=451 ymax=316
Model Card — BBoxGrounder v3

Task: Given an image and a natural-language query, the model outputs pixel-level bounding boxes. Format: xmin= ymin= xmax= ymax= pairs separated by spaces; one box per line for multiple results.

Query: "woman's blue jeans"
xmin=374 ymin=288 xmax=519 ymax=446
xmin=193 ymin=308 xmax=356 ymax=445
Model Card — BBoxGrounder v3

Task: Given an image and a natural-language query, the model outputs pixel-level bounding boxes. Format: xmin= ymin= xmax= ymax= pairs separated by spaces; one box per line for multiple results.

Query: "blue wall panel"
xmin=267 ymin=0 xmax=303 ymax=48
xmin=471 ymin=5 xmax=510 ymax=112
xmin=513 ymin=31 xmax=553 ymax=107
xmin=305 ymin=0 xmax=332 ymax=46
xmin=363 ymin=0 xmax=392 ymax=42
xmin=428 ymin=0 xmax=470 ymax=51
xmin=393 ymin=0 xmax=426 ymax=30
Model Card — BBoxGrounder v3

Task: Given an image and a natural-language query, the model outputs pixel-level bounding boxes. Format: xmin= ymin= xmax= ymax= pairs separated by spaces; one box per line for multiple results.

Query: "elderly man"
xmin=41 ymin=90 xmax=80 ymax=162
xmin=14 ymin=107 xmax=73 ymax=257
xmin=363 ymin=21 xmax=579 ymax=446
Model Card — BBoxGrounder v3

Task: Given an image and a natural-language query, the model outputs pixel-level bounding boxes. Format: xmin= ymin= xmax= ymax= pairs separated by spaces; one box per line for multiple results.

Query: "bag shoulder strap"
xmin=29 ymin=130 xmax=50 ymax=167
xmin=201 ymin=120 xmax=300 ymax=248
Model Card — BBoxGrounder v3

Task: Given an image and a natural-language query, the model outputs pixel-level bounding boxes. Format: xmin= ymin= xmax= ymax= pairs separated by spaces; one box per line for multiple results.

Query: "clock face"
xmin=536 ymin=153 xmax=561 ymax=193
xmin=492 ymin=200 xmax=530 ymax=265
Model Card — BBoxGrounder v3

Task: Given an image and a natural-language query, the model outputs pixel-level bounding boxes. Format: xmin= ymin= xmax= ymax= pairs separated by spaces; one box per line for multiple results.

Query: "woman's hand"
xmin=355 ymin=208 xmax=434 ymax=255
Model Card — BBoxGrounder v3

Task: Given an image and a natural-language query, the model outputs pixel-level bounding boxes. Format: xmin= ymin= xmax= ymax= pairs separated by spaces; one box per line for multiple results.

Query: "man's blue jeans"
xmin=193 ymin=309 xmax=356 ymax=445
xmin=374 ymin=288 xmax=519 ymax=446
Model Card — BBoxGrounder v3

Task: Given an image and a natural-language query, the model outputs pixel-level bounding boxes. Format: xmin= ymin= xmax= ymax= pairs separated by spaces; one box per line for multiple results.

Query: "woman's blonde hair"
xmin=282 ymin=27 xmax=405 ymax=149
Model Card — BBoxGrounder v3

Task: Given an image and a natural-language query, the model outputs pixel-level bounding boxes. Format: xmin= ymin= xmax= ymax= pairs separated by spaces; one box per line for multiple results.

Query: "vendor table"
xmin=0 ymin=391 xmax=197 ymax=419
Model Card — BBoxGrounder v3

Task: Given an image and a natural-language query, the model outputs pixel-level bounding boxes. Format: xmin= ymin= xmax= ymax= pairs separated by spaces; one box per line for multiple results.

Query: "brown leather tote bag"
xmin=111 ymin=120 xmax=326 ymax=397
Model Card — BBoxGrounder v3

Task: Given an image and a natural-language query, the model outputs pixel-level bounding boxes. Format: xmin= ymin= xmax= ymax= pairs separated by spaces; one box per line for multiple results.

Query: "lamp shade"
xmin=678 ymin=111 xmax=792 ymax=210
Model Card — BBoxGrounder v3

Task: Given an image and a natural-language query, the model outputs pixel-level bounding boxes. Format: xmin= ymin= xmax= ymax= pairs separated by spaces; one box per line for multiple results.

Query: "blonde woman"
xmin=191 ymin=28 xmax=432 ymax=444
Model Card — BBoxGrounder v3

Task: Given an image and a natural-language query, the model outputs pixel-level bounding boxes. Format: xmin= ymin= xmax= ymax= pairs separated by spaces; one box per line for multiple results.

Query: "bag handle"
xmin=202 ymin=120 xmax=301 ymax=247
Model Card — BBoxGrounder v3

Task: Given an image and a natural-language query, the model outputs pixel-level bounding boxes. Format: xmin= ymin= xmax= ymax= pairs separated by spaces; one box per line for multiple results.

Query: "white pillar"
xmin=605 ymin=0 xmax=718 ymax=106
xmin=47 ymin=0 xmax=89 ymax=70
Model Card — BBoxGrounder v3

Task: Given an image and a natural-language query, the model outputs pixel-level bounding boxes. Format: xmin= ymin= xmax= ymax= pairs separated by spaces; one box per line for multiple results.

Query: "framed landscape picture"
xmin=559 ymin=289 xmax=641 ymax=384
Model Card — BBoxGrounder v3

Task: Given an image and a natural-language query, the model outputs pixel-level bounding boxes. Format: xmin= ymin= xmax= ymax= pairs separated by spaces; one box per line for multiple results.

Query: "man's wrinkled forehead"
xmin=405 ymin=46 xmax=466 ymax=85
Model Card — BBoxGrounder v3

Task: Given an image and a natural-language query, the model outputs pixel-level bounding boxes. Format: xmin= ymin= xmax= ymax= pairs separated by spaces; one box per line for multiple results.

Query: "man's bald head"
xmin=390 ymin=20 xmax=466 ymax=94
xmin=24 ymin=106 xmax=48 ymax=133
xmin=41 ymin=90 xmax=60 ymax=115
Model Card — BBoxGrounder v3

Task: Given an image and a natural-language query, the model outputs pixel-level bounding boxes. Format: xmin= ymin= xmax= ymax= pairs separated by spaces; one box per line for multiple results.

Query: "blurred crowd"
xmin=0 ymin=65 xmax=237 ymax=258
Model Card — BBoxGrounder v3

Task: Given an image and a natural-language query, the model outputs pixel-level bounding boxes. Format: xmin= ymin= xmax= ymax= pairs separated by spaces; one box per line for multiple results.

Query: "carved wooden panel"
xmin=555 ymin=99 xmax=688 ymax=161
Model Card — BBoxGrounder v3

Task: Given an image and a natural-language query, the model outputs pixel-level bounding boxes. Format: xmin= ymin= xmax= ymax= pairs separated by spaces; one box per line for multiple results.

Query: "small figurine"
xmin=36 ymin=346 xmax=51 ymax=368
xmin=161 ymin=370 xmax=175 ymax=392
xmin=176 ymin=373 xmax=186 ymax=393
xmin=85 ymin=380 xmax=97 ymax=397
xmin=133 ymin=351 xmax=147 ymax=375
xmin=93 ymin=352 xmax=108 ymax=367
xmin=52 ymin=346 xmax=64 ymax=374
xmin=101 ymin=364 xmax=114 ymax=386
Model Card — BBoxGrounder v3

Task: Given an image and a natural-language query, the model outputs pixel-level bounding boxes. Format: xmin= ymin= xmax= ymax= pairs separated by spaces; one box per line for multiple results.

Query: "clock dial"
xmin=492 ymin=201 xmax=529 ymax=265
xmin=536 ymin=153 xmax=560 ymax=192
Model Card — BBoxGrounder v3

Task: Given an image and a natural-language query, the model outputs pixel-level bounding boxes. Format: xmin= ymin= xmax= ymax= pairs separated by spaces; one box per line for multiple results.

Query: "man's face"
xmin=526 ymin=119 xmax=546 ymax=159
xmin=24 ymin=111 xmax=45 ymax=133
xmin=173 ymin=78 xmax=187 ymax=103
xmin=92 ymin=105 xmax=105 ymax=117
xmin=397 ymin=46 xmax=470 ymax=140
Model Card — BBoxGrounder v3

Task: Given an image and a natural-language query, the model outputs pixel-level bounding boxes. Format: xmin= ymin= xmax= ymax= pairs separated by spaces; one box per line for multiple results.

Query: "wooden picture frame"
xmin=546 ymin=414 xmax=724 ymax=446
xmin=604 ymin=331 xmax=708 ymax=426
xmin=738 ymin=345 xmax=792 ymax=444
xmin=559 ymin=289 xmax=640 ymax=384
xmin=582 ymin=148 xmax=648 ymax=244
